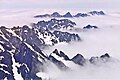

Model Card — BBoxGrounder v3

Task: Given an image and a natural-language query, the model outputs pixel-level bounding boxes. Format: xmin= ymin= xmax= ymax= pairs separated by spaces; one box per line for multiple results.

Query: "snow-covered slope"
xmin=0 ymin=18 xmax=81 ymax=79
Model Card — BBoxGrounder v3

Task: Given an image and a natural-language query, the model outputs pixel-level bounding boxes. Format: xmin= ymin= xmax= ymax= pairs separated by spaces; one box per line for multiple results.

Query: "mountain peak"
xmin=100 ymin=53 xmax=110 ymax=58
xmin=51 ymin=12 xmax=61 ymax=17
xmin=72 ymin=54 xmax=86 ymax=65
xmin=63 ymin=12 xmax=73 ymax=17
xmin=51 ymin=49 xmax=70 ymax=60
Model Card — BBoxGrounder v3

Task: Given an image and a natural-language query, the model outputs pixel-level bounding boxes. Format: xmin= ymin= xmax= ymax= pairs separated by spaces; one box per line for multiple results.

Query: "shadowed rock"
xmin=89 ymin=53 xmax=110 ymax=64
xmin=71 ymin=54 xmax=86 ymax=65
xmin=100 ymin=53 xmax=110 ymax=58
xmin=53 ymin=31 xmax=81 ymax=42
xmin=83 ymin=25 xmax=98 ymax=29
xmin=63 ymin=12 xmax=73 ymax=17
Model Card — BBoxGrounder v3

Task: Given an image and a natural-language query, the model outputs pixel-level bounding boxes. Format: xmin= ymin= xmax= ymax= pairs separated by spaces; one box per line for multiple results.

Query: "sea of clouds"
xmin=1 ymin=9 xmax=120 ymax=80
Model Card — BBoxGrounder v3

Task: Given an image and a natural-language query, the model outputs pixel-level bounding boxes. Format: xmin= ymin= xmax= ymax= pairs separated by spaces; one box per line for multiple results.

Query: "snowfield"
xmin=1 ymin=9 xmax=120 ymax=80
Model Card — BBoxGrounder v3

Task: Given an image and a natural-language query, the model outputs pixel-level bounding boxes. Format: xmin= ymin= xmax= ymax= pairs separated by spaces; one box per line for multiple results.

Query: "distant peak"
xmin=34 ymin=11 xmax=105 ymax=18
xmin=63 ymin=12 xmax=73 ymax=17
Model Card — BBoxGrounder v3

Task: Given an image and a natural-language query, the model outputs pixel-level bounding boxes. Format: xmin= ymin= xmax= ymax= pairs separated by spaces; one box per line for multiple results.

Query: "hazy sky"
xmin=0 ymin=0 xmax=120 ymax=10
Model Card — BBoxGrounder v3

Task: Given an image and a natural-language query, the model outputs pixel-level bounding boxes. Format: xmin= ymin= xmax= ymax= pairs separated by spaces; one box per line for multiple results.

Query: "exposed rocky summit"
xmin=63 ymin=12 xmax=73 ymax=17
xmin=53 ymin=31 xmax=80 ymax=42
xmin=72 ymin=54 xmax=86 ymax=65
xmin=48 ymin=49 xmax=111 ymax=70
xmin=83 ymin=25 xmax=98 ymax=29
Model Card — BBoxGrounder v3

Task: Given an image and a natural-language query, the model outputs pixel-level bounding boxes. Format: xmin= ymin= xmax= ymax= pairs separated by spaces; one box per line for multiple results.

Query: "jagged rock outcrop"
xmin=31 ymin=19 xmax=81 ymax=42
xmin=63 ymin=12 xmax=73 ymax=17
xmin=48 ymin=49 xmax=111 ymax=69
xmin=48 ymin=49 xmax=69 ymax=70
xmin=53 ymin=31 xmax=80 ymax=42
xmin=71 ymin=54 xmax=86 ymax=65
xmin=89 ymin=53 xmax=110 ymax=64
xmin=83 ymin=25 xmax=98 ymax=29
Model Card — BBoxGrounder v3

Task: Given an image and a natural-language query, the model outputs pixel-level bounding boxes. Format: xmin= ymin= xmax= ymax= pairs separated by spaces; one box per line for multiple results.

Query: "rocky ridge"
xmin=34 ymin=11 xmax=105 ymax=18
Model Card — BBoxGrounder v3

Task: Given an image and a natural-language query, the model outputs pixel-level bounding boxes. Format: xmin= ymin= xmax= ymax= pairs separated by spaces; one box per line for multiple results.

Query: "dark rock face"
xmin=0 ymin=51 xmax=14 ymax=80
xmin=12 ymin=25 xmax=57 ymax=47
xmin=83 ymin=25 xmax=98 ymax=29
xmin=63 ymin=12 xmax=73 ymax=17
xmin=71 ymin=54 xmax=86 ymax=65
xmin=34 ymin=11 xmax=105 ymax=18
xmin=53 ymin=31 xmax=81 ymax=42
xmin=32 ymin=19 xmax=80 ymax=43
xmin=89 ymin=53 xmax=110 ymax=64
xmin=13 ymin=43 xmax=43 ymax=80
xmin=51 ymin=49 xmax=70 ymax=60
xmin=71 ymin=53 xmax=110 ymax=65
xmin=49 ymin=55 xmax=67 ymax=70
xmin=59 ymin=51 xmax=70 ymax=60
xmin=48 ymin=49 xmax=69 ymax=70
xmin=0 ymin=26 xmax=45 ymax=80
xmin=100 ymin=53 xmax=110 ymax=58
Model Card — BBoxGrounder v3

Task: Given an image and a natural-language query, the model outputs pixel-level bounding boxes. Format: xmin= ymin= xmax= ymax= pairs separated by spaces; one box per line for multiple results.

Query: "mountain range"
xmin=0 ymin=18 xmax=111 ymax=80
xmin=34 ymin=11 xmax=105 ymax=18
